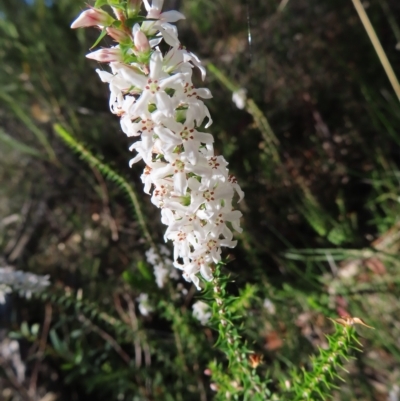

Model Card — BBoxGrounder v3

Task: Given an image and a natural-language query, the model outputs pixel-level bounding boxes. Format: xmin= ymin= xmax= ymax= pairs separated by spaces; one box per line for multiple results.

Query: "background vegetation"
xmin=1 ymin=0 xmax=400 ymax=399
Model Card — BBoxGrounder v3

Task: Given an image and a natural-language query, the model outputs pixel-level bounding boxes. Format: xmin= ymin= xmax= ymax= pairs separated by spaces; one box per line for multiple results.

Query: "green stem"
xmin=207 ymin=62 xmax=280 ymax=163
xmin=208 ymin=264 xmax=270 ymax=400
xmin=287 ymin=324 xmax=361 ymax=400
xmin=0 ymin=92 xmax=58 ymax=163
xmin=53 ymin=123 xmax=156 ymax=251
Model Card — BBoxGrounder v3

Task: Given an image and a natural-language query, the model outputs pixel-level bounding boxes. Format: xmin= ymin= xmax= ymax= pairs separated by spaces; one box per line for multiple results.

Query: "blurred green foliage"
xmin=1 ymin=0 xmax=400 ymax=400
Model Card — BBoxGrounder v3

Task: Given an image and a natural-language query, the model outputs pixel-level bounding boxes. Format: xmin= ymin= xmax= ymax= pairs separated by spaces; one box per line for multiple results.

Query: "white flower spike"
xmin=71 ymin=0 xmax=244 ymax=289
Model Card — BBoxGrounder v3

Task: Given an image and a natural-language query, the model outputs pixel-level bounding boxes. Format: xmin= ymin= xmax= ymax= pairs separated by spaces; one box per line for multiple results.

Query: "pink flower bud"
xmin=134 ymin=30 xmax=150 ymax=53
xmin=86 ymin=48 xmax=123 ymax=63
xmin=106 ymin=27 xmax=131 ymax=43
xmin=112 ymin=7 xmax=125 ymax=22
xmin=71 ymin=8 xmax=114 ymax=29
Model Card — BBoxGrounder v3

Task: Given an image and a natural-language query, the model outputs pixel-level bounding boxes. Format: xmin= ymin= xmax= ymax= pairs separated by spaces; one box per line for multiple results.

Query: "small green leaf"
xmin=164 ymin=88 xmax=175 ymax=97
xmin=137 ymin=260 xmax=153 ymax=281
xmin=0 ymin=19 xmax=19 ymax=39
xmin=74 ymin=350 xmax=83 ymax=364
xmin=119 ymin=42 xmax=132 ymax=54
xmin=124 ymin=55 xmax=139 ymax=64
xmin=70 ymin=330 xmax=82 ymax=339
xmin=94 ymin=0 xmax=108 ymax=7
xmin=108 ymin=2 xmax=126 ymax=11
xmin=125 ymin=16 xmax=146 ymax=28
xmin=175 ymin=109 xmax=186 ymax=123
xmin=90 ymin=28 xmax=108 ymax=49
xmin=148 ymin=103 xmax=157 ymax=113
xmin=49 ymin=329 xmax=62 ymax=352
xmin=30 ymin=323 xmax=40 ymax=337
xmin=111 ymin=20 xmax=122 ymax=28
xmin=61 ymin=363 xmax=74 ymax=371
xmin=8 ymin=331 xmax=23 ymax=339
xmin=0 ymin=128 xmax=43 ymax=158
xmin=20 ymin=322 xmax=30 ymax=337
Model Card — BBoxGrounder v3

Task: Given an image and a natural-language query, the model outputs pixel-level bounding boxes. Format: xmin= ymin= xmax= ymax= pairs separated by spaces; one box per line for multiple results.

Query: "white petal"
xmin=155 ymin=91 xmax=174 ymax=117
xmin=159 ymin=73 xmax=183 ymax=89
xmin=119 ymin=65 xmax=147 ymax=88
xmin=200 ymin=264 xmax=213 ymax=281
xmin=152 ymin=164 xmax=174 ymax=180
xmin=143 ymin=0 xmax=151 ymax=11
xmin=174 ymin=171 xmax=187 ymax=195
xmin=196 ymin=88 xmax=212 ymax=99
xmin=96 ymin=69 xmax=113 ymax=83
xmin=154 ymin=126 xmax=181 ymax=145
xmin=130 ymin=91 xmax=152 ymax=118
xmin=182 ymin=141 xmax=198 ymax=164
xmin=195 ymin=132 xmax=214 ymax=143
xmin=149 ymin=37 xmax=163 ymax=48
xmin=129 ymin=154 xmax=143 ymax=167
xmin=221 ymin=225 xmax=233 ymax=240
xmin=233 ymin=183 xmax=245 ymax=202
xmin=150 ymin=51 xmax=163 ymax=79
xmin=188 ymin=177 xmax=201 ymax=191
xmin=160 ymin=10 xmax=186 ymax=22
xmin=152 ymin=0 xmax=164 ymax=11
xmin=158 ymin=25 xmax=180 ymax=47
xmin=204 ymin=106 xmax=213 ymax=128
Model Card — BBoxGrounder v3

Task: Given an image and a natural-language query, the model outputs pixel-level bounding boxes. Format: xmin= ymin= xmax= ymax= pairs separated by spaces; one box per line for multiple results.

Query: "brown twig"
xmin=91 ymin=166 xmax=119 ymax=241
xmin=113 ymin=293 xmax=132 ymax=325
xmin=123 ymin=292 xmax=144 ymax=368
xmin=0 ymin=357 xmax=32 ymax=401
xmin=78 ymin=314 xmax=131 ymax=365
xmin=29 ymin=303 xmax=53 ymax=397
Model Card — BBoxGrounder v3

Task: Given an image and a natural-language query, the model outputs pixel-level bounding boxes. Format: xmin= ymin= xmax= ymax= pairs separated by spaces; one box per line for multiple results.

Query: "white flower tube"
xmin=71 ymin=0 xmax=244 ymax=289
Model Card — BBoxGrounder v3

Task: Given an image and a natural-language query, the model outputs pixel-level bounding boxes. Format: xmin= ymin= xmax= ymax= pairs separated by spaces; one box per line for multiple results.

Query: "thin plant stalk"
xmin=351 ymin=0 xmax=400 ymax=101
xmin=207 ymin=62 xmax=281 ymax=163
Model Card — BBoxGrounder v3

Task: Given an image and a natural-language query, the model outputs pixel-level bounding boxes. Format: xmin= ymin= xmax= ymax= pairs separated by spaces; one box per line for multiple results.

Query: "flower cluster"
xmin=0 ymin=338 xmax=25 ymax=382
xmin=71 ymin=0 xmax=244 ymax=289
xmin=145 ymin=245 xmax=178 ymax=288
xmin=0 ymin=266 xmax=50 ymax=303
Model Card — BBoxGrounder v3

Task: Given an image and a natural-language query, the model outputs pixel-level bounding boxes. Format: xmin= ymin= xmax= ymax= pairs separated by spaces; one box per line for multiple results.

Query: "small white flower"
xmin=137 ymin=293 xmax=153 ymax=316
xmin=145 ymin=246 xmax=159 ymax=265
xmin=232 ymin=88 xmax=247 ymax=109
xmin=143 ymin=0 xmax=185 ymax=23
xmin=0 ymin=284 xmax=12 ymax=304
xmin=389 ymin=384 xmax=400 ymax=401
xmin=119 ymin=51 xmax=184 ymax=119
xmin=141 ymin=0 xmax=184 ymax=47
xmin=145 ymin=245 xmax=176 ymax=288
xmin=153 ymin=263 xmax=169 ymax=288
xmin=188 ymin=177 xmax=234 ymax=213
xmin=155 ymin=120 xmax=213 ymax=165
xmin=192 ymin=301 xmax=212 ymax=325
xmin=263 ymin=298 xmax=276 ymax=315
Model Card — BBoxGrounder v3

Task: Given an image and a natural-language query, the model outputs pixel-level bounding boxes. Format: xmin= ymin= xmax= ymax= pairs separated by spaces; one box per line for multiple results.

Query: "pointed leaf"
xmin=94 ymin=0 xmax=108 ymax=7
xmin=91 ymin=27 xmax=108 ymax=49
